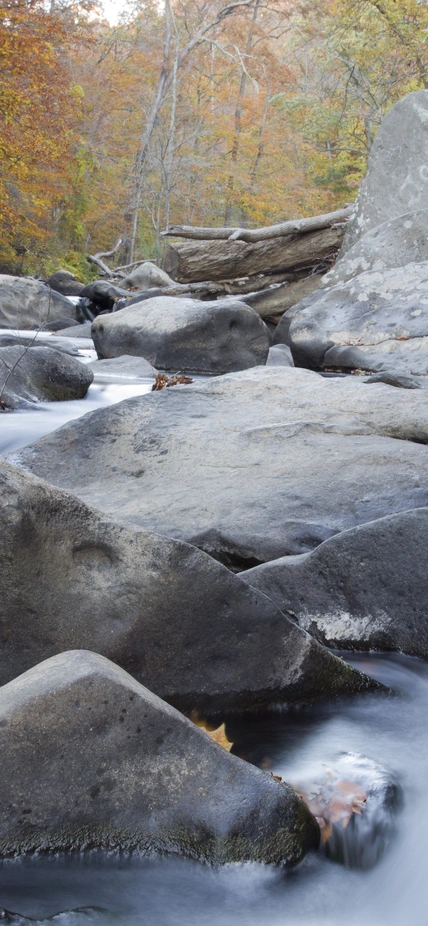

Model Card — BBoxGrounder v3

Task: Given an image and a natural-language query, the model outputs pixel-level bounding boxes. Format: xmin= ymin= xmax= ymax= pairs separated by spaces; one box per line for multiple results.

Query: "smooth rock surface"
xmin=0 ymin=346 xmax=93 ymax=408
xmin=46 ymin=270 xmax=84 ymax=297
xmin=283 ymin=262 xmax=428 ymax=374
xmin=0 ymin=650 xmax=319 ymax=861
xmin=243 ymin=509 xmax=428 ymax=657
xmin=266 ymin=344 xmax=294 ymax=367
xmin=342 ymin=90 xmax=428 ymax=252
xmin=122 ymin=261 xmax=174 ymax=290
xmin=323 ymin=210 xmax=428 ymax=288
xmin=9 ymin=366 xmax=428 ymax=565
xmin=0 ymin=276 xmax=77 ymax=329
xmin=92 ymin=296 xmax=270 ymax=373
xmin=0 ymin=460 xmax=372 ymax=708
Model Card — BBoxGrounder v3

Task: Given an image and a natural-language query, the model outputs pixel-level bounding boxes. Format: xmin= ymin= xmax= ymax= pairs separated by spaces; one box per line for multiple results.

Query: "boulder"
xmin=0 ymin=346 xmax=93 ymax=408
xmin=322 ymin=210 xmax=428 ymax=288
xmin=122 ymin=261 xmax=174 ymax=290
xmin=91 ymin=296 xmax=270 ymax=374
xmin=9 ymin=366 xmax=428 ymax=565
xmin=242 ymin=509 xmax=428 ymax=658
xmin=0 ymin=460 xmax=373 ymax=709
xmin=46 ymin=270 xmax=85 ymax=297
xmin=79 ymin=281 xmax=132 ymax=313
xmin=88 ymin=354 xmax=156 ymax=382
xmin=342 ymin=90 xmax=428 ymax=253
xmin=57 ymin=322 xmax=94 ymax=339
xmin=281 ymin=262 xmax=428 ymax=374
xmin=0 ymin=276 xmax=77 ymax=330
xmin=0 ymin=650 xmax=319 ymax=861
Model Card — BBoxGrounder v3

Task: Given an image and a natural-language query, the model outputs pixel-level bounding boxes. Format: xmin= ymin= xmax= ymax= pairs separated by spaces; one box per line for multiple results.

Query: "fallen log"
xmin=161 ymin=205 xmax=353 ymax=242
xmin=242 ymin=273 xmax=325 ymax=319
xmin=163 ymin=225 xmax=345 ymax=283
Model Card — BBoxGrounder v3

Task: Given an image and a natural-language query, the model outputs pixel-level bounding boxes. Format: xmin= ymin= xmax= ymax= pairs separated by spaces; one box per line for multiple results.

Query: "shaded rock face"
xmin=122 ymin=261 xmax=174 ymax=290
xmin=322 ymin=210 xmax=428 ymax=289
xmin=0 ymin=461 xmax=373 ymax=710
xmin=0 ymin=650 xmax=319 ymax=862
xmin=9 ymin=367 xmax=428 ymax=565
xmin=0 ymin=276 xmax=77 ymax=330
xmin=91 ymin=296 xmax=270 ymax=374
xmin=0 ymin=346 xmax=93 ymax=408
xmin=342 ymin=90 xmax=428 ymax=253
xmin=88 ymin=354 xmax=156 ymax=382
xmin=46 ymin=270 xmax=84 ymax=297
xmin=243 ymin=509 xmax=428 ymax=658
xmin=282 ymin=262 xmax=428 ymax=374
xmin=79 ymin=281 xmax=132 ymax=313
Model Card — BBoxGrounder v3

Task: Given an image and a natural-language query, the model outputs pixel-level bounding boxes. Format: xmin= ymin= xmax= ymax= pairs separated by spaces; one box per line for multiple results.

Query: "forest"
xmin=1 ymin=0 xmax=428 ymax=279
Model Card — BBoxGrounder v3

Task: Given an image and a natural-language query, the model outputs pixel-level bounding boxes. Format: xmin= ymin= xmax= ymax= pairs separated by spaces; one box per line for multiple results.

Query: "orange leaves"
xmin=190 ymin=715 xmax=234 ymax=752
xmin=296 ymin=777 xmax=367 ymax=845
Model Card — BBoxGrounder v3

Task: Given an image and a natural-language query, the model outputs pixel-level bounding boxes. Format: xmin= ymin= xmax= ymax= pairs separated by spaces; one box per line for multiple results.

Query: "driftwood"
xmin=164 ymin=225 xmax=345 ymax=284
xmin=161 ymin=205 xmax=353 ymax=242
xmin=87 ymin=239 xmax=123 ymax=276
xmin=242 ymin=273 xmax=325 ymax=320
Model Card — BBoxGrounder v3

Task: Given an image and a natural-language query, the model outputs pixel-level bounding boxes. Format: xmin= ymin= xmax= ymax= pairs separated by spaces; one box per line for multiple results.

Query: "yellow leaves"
xmin=191 ymin=716 xmax=234 ymax=752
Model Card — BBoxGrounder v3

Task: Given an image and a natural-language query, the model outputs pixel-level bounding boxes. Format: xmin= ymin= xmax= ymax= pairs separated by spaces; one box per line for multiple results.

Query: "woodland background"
xmin=1 ymin=0 xmax=427 ymax=279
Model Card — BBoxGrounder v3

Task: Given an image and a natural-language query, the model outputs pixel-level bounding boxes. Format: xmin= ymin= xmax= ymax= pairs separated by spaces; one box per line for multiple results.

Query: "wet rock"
xmin=243 ymin=508 xmax=428 ymax=657
xmin=342 ymin=90 xmax=428 ymax=252
xmin=0 ymin=460 xmax=374 ymax=709
xmin=322 ymin=210 xmax=428 ymax=288
xmin=46 ymin=271 xmax=85 ymax=297
xmin=283 ymin=262 xmax=428 ymax=374
xmin=121 ymin=261 xmax=174 ymax=290
xmin=0 ymin=346 xmax=93 ymax=409
xmin=88 ymin=354 xmax=156 ymax=382
xmin=9 ymin=366 xmax=428 ymax=565
xmin=92 ymin=296 xmax=270 ymax=374
xmin=0 ymin=649 xmax=320 ymax=862
xmin=0 ymin=276 xmax=77 ymax=330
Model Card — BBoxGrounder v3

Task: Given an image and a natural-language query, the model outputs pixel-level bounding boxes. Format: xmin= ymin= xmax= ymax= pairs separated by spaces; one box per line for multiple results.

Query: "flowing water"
xmin=0 ymin=336 xmax=426 ymax=925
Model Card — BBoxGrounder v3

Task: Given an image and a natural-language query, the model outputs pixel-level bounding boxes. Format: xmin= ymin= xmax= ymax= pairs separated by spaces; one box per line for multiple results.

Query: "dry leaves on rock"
xmin=152 ymin=374 xmax=194 ymax=391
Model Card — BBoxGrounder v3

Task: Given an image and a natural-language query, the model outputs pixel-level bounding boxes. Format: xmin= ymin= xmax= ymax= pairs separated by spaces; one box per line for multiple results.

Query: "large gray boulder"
xmin=0 ymin=461 xmax=372 ymax=709
xmin=322 ymin=209 xmax=428 ymax=288
xmin=281 ymin=262 xmax=428 ymax=374
xmin=9 ymin=367 xmax=428 ymax=565
xmin=122 ymin=261 xmax=174 ymax=290
xmin=242 ymin=509 xmax=428 ymax=658
xmin=46 ymin=270 xmax=84 ymax=297
xmin=0 ymin=650 xmax=319 ymax=861
xmin=91 ymin=296 xmax=270 ymax=373
xmin=0 ymin=276 xmax=77 ymax=330
xmin=342 ymin=90 xmax=428 ymax=253
xmin=0 ymin=346 xmax=93 ymax=408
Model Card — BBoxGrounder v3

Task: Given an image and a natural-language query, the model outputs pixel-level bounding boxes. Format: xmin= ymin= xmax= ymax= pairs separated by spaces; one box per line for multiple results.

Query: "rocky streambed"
xmin=2 ymin=87 xmax=428 ymax=923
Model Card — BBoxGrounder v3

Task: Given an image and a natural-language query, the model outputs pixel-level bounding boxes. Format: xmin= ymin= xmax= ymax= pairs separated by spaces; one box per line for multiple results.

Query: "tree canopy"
xmin=1 ymin=0 xmax=427 ymax=276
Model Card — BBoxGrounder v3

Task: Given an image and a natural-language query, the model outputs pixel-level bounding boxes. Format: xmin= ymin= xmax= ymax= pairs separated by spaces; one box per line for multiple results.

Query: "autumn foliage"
xmin=2 ymin=0 xmax=428 ymax=275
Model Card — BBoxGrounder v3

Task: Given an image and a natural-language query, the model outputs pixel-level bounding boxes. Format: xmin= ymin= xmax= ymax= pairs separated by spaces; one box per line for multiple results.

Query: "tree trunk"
xmin=163 ymin=224 xmax=345 ymax=282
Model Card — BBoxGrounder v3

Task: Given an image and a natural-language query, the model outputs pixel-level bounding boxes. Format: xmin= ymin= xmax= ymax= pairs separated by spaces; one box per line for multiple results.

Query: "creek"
xmin=0 ymin=336 xmax=426 ymax=925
